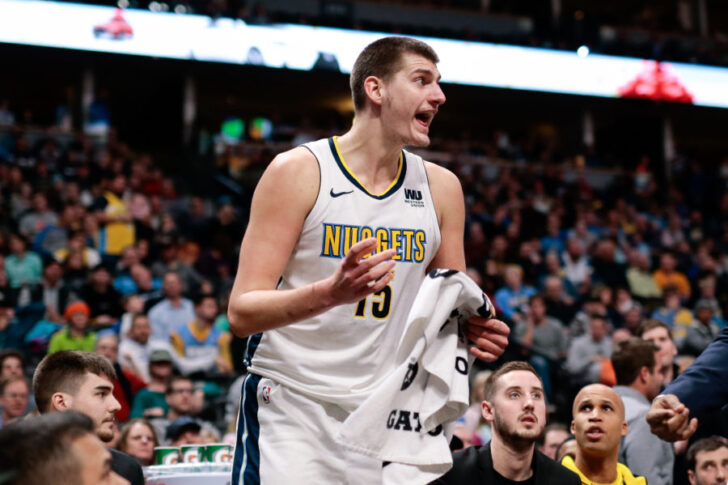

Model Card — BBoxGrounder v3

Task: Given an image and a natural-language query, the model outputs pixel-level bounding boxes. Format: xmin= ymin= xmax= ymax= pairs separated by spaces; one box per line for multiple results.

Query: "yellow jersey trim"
xmin=331 ymin=136 xmax=404 ymax=198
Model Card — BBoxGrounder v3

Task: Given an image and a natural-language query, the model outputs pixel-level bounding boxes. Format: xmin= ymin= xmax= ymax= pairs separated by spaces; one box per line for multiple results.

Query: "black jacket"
xmin=433 ymin=442 xmax=581 ymax=485
xmin=110 ymin=448 xmax=145 ymax=485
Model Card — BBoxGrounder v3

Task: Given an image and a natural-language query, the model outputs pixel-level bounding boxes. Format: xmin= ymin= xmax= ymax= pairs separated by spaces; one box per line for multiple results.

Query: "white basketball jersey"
xmin=247 ymin=136 xmax=442 ymax=411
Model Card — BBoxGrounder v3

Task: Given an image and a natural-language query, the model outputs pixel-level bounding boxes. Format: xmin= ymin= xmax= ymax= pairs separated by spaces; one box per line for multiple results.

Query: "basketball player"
xmin=228 ymin=36 xmax=510 ymax=483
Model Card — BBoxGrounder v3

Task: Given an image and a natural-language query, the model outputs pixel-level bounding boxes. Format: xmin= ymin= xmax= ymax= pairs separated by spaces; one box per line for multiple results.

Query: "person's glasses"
xmin=171 ymin=388 xmax=193 ymax=395
xmin=131 ymin=435 xmax=154 ymax=442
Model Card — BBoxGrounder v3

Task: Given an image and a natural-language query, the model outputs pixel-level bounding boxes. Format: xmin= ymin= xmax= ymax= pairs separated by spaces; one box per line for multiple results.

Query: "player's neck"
xmin=489 ymin=433 xmax=535 ymax=481
xmin=339 ymin=119 xmax=403 ymax=173
xmin=575 ymin=450 xmax=618 ymax=483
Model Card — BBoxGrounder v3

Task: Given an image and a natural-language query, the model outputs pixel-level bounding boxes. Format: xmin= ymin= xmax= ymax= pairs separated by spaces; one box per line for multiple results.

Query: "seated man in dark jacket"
xmin=434 ymin=361 xmax=580 ymax=484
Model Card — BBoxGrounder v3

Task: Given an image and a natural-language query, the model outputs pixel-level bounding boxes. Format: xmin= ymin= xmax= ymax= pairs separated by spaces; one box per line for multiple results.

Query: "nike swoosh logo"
xmin=330 ymin=189 xmax=354 ymax=198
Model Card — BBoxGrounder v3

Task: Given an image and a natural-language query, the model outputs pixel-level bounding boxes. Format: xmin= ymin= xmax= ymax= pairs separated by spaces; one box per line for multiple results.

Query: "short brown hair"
xmin=686 ymin=436 xmax=728 ymax=471
xmin=166 ymin=375 xmax=192 ymax=395
xmin=483 ymin=361 xmax=541 ymax=402
xmin=0 ymin=410 xmax=94 ymax=485
xmin=611 ymin=337 xmax=657 ymax=386
xmin=636 ymin=319 xmax=672 ymax=340
xmin=350 ymin=36 xmax=439 ymax=111
xmin=32 ymin=351 xmax=117 ymax=413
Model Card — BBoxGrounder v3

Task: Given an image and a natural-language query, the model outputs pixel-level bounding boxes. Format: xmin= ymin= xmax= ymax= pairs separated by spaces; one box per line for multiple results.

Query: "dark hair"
xmin=483 ymin=361 xmax=541 ymax=402
xmin=636 ymin=319 xmax=673 ymax=340
xmin=589 ymin=312 xmax=608 ymax=321
xmin=165 ymin=375 xmax=192 ymax=395
xmin=538 ymin=422 xmax=569 ymax=446
xmin=528 ymin=293 xmax=545 ymax=306
xmin=0 ymin=349 xmax=24 ymax=371
xmin=0 ymin=375 xmax=29 ymax=395
xmin=132 ymin=311 xmax=148 ymax=322
xmin=0 ymin=411 xmax=94 ymax=485
xmin=32 ymin=351 xmax=117 ymax=413
xmin=554 ymin=435 xmax=577 ymax=463
xmin=193 ymin=293 xmax=217 ymax=307
xmin=43 ymin=259 xmax=62 ymax=270
xmin=611 ymin=337 xmax=657 ymax=386
xmin=686 ymin=436 xmax=728 ymax=471
xmin=350 ymin=36 xmax=439 ymax=111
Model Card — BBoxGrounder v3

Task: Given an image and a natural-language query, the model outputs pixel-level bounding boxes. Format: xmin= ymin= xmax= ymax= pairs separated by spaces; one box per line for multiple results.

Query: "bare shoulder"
xmin=254 ymin=146 xmax=320 ymax=207
xmin=265 ymin=145 xmax=319 ymax=183
xmin=424 ymin=160 xmax=460 ymax=188
xmin=235 ymin=146 xmax=320 ymax=292
xmin=424 ymin=160 xmax=464 ymax=218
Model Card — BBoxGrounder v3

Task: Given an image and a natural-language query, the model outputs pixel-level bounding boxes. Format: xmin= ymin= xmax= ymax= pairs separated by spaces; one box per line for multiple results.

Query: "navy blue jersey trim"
xmin=328 ymin=137 xmax=407 ymax=200
xmin=232 ymin=373 xmax=261 ymax=485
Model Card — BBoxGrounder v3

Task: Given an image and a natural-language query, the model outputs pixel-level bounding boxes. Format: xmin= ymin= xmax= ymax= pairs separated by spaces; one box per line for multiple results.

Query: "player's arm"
xmin=425 ymin=161 xmax=509 ymax=362
xmin=227 ymin=148 xmax=395 ymax=338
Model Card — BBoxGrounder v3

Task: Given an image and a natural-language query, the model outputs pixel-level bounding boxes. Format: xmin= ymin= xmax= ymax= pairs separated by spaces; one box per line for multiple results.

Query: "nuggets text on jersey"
xmin=320 ymin=222 xmax=427 ymax=263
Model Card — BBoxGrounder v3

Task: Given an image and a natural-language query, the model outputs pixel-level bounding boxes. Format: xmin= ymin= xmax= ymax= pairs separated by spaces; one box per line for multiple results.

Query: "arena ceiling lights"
xmin=2 ymin=0 xmax=728 ymax=109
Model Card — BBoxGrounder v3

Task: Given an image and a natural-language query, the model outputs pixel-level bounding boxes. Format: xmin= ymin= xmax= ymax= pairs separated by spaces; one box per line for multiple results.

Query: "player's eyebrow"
xmin=411 ymin=68 xmax=441 ymax=82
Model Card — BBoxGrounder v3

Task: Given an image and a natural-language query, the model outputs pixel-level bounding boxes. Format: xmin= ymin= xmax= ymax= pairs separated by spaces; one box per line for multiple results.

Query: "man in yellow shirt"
xmin=561 ymin=384 xmax=647 ymax=485
xmin=653 ymin=253 xmax=691 ymax=300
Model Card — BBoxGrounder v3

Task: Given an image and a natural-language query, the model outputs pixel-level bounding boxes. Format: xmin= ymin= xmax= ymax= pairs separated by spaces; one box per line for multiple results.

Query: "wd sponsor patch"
xmin=404 ymin=188 xmax=424 ymax=208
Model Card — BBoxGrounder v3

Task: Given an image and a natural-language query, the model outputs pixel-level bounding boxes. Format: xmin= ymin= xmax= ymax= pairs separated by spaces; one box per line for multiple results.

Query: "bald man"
xmin=561 ymin=384 xmax=647 ymax=485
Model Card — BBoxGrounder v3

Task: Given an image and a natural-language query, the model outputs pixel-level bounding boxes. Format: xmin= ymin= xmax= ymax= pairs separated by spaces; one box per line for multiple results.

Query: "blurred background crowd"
xmin=1 ymin=0 xmax=728 ymax=482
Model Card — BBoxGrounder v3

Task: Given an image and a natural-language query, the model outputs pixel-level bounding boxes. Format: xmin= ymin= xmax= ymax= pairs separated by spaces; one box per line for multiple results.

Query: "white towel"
xmin=337 ymin=269 xmax=495 ymax=484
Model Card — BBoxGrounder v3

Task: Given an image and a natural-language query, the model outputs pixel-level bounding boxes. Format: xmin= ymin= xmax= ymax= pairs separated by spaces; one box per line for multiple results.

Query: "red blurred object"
xmin=93 ymin=9 xmax=134 ymax=40
xmin=618 ymin=60 xmax=694 ymax=104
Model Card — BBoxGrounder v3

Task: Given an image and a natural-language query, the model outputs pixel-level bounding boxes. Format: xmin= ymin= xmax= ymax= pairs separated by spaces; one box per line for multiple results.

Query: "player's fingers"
xmin=466 ymin=327 xmax=509 ymax=350
xmin=467 ymin=333 xmax=508 ymax=356
xmin=469 ymin=345 xmax=500 ymax=363
xmin=681 ymin=417 xmax=698 ymax=440
xmin=665 ymin=410 xmax=689 ymax=434
xmin=361 ymin=269 xmax=394 ymax=296
xmin=354 ymin=260 xmax=395 ymax=289
xmin=351 ymin=248 xmax=396 ymax=277
xmin=653 ymin=394 xmax=686 ymax=414
xmin=646 ymin=408 xmax=675 ymax=426
xmin=343 ymin=238 xmax=379 ymax=266
xmin=468 ymin=317 xmax=510 ymax=336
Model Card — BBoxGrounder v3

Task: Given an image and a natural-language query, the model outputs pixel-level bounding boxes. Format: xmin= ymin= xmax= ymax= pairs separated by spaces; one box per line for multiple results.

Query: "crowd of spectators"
xmin=0 ymin=92 xmax=727 ymax=479
xmin=0 ymin=110 xmax=247 ymax=446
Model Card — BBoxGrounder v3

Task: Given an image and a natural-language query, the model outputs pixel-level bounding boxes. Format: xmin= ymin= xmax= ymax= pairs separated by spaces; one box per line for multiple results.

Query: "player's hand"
xmin=323 ymin=238 xmax=396 ymax=305
xmin=466 ymin=317 xmax=509 ymax=362
xmin=646 ymin=394 xmax=698 ymax=442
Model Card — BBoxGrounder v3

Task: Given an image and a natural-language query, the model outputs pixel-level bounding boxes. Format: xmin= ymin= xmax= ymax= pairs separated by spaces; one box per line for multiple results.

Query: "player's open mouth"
xmin=586 ymin=426 xmax=604 ymax=440
xmin=520 ymin=414 xmax=537 ymax=425
xmin=415 ymin=112 xmax=433 ymax=129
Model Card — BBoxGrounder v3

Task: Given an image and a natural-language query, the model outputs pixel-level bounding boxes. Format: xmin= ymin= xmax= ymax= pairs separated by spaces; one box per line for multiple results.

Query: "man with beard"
xmin=686 ymin=436 xmax=728 ymax=485
xmin=32 ymin=350 xmax=144 ymax=485
xmin=434 ymin=361 xmax=580 ymax=484
xmin=562 ymin=384 xmax=646 ymax=484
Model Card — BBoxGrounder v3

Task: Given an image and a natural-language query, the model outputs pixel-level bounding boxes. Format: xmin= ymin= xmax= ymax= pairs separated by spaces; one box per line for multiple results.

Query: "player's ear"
xmin=363 ymin=76 xmax=384 ymax=107
xmin=481 ymin=400 xmax=494 ymax=422
xmin=621 ymin=420 xmax=628 ymax=437
xmin=687 ymin=469 xmax=696 ymax=485
xmin=570 ymin=420 xmax=575 ymax=435
xmin=639 ymin=366 xmax=650 ymax=384
xmin=51 ymin=392 xmax=71 ymax=411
